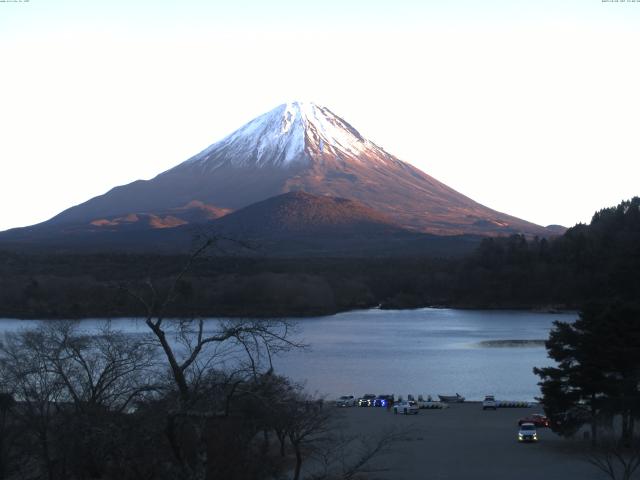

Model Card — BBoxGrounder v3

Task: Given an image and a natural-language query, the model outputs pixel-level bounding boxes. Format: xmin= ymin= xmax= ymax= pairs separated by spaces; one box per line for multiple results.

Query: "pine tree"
xmin=534 ymin=302 xmax=640 ymax=445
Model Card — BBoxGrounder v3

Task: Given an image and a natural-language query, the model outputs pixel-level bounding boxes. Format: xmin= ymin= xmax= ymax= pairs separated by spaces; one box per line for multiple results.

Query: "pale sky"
xmin=1 ymin=0 xmax=639 ymax=232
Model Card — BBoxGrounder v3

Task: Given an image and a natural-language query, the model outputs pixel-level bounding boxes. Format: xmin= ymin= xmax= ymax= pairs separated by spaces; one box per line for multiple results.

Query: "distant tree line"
xmin=0 ymin=197 xmax=638 ymax=318
xmin=456 ymin=197 xmax=640 ymax=308
xmin=0 ymin=253 xmax=454 ymax=318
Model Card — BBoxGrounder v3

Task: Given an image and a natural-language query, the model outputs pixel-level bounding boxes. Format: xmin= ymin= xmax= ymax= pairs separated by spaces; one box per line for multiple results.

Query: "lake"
xmin=0 ymin=308 xmax=577 ymax=402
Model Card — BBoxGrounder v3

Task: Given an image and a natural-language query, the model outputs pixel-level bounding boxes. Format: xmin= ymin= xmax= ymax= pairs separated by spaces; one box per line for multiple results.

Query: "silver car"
xmin=518 ymin=423 xmax=538 ymax=442
xmin=335 ymin=395 xmax=356 ymax=407
xmin=393 ymin=400 xmax=419 ymax=415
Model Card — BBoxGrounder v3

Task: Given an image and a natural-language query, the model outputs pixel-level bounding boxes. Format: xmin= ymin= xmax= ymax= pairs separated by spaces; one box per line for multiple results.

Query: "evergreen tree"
xmin=535 ymin=302 xmax=640 ymax=445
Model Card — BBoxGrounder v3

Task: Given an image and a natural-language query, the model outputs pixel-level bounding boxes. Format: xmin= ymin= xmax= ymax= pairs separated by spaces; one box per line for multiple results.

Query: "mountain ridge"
xmin=0 ymin=101 xmax=562 ymax=253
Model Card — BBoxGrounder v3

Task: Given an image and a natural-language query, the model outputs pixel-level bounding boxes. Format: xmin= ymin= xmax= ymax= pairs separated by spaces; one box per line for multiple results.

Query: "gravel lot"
xmin=333 ymin=403 xmax=603 ymax=480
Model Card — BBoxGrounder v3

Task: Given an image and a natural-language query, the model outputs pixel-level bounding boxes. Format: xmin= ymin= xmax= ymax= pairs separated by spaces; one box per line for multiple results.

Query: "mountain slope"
xmin=0 ymin=192 xmax=482 ymax=257
xmin=0 ymin=101 xmax=559 ymax=254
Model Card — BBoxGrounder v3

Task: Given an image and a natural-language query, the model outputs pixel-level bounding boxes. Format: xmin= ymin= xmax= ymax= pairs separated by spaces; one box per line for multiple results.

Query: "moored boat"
xmin=438 ymin=393 xmax=465 ymax=403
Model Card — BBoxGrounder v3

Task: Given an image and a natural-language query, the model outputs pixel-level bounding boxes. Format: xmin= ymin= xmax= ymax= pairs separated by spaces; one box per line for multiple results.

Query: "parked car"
xmin=482 ymin=395 xmax=497 ymax=410
xmin=373 ymin=395 xmax=394 ymax=407
xmin=518 ymin=414 xmax=550 ymax=428
xmin=393 ymin=400 xmax=419 ymax=415
xmin=518 ymin=423 xmax=538 ymax=442
xmin=358 ymin=394 xmax=376 ymax=407
xmin=335 ymin=395 xmax=356 ymax=407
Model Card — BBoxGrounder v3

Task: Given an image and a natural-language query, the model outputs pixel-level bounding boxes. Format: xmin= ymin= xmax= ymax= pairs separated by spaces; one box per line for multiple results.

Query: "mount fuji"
xmin=0 ymin=102 xmax=557 ymax=253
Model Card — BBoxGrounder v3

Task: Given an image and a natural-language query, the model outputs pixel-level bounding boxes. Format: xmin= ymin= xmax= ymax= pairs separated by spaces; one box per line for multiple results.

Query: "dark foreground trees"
xmin=535 ymin=301 xmax=640 ymax=480
xmin=534 ymin=302 xmax=640 ymax=446
xmin=0 ymin=320 xmax=395 ymax=480
xmin=0 ymin=322 xmax=276 ymax=479
xmin=0 ymin=321 xmax=158 ymax=480
xmin=0 ymin=392 xmax=15 ymax=480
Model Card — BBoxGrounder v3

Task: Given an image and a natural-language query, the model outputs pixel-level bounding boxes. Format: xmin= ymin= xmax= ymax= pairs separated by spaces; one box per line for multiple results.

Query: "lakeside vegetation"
xmin=1 ymin=197 xmax=638 ymax=319
xmin=0 ymin=198 xmax=638 ymax=479
xmin=0 ymin=290 xmax=396 ymax=480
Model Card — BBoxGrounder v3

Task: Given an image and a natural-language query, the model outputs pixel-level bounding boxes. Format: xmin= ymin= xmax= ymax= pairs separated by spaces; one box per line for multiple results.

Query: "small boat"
xmin=438 ymin=393 xmax=465 ymax=403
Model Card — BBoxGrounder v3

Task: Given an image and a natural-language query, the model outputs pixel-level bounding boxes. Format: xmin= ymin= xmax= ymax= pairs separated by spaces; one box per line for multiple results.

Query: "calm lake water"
xmin=0 ymin=308 xmax=577 ymax=401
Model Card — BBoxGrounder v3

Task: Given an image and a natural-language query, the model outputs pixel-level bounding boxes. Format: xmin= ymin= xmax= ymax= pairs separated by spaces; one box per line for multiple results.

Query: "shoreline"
xmin=0 ymin=305 xmax=578 ymax=322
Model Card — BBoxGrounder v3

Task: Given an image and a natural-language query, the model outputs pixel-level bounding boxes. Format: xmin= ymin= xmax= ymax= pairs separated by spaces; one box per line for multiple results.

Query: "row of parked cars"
xmin=336 ymin=394 xmax=423 ymax=407
xmin=335 ymin=394 xmax=446 ymax=414
xmin=339 ymin=394 xmax=420 ymax=414
xmin=335 ymin=394 xmax=390 ymax=407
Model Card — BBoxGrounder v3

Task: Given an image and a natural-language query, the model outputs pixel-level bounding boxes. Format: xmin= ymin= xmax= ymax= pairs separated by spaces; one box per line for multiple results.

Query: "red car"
xmin=518 ymin=414 xmax=550 ymax=428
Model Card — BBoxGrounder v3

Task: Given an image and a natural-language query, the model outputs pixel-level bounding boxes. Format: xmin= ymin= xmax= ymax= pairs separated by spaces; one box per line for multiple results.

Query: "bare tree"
xmin=282 ymin=394 xmax=333 ymax=480
xmin=1 ymin=330 xmax=68 ymax=480
xmin=255 ymin=384 xmax=403 ymax=480
xmin=585 ymin=440 xmax=640 ymax=480
xmin=122 ymin=238 xmax=304 ymax=480
xmin=307 ymin=427 xmax=407 ymax=480
xmin=0 ymin=321 xmax=160 ymax=480
xmin=124 ymin=240 xmax=301 ymax=403
xmin=0 ymin=392 xmax=16 ymax=480
xmin=34 ymin=321 xmax=160 ymax=413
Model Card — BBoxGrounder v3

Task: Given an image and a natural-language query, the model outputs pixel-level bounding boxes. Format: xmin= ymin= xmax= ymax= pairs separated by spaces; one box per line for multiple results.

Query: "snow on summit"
xmin=11 ymin=100 xmax=554 ymax=239
xmin=184 ymin=102 xmax=390 ymax=170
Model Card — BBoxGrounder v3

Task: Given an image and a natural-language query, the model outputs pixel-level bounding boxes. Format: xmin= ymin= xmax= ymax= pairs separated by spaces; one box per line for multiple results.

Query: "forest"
xmin=0 ymin=197 xmax=638 ymax=319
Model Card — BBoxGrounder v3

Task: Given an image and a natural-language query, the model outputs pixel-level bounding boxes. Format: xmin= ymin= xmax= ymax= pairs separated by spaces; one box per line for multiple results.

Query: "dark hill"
xmin=211 ymin=191 xmax=401 ymax=236
xmin=0 ymin=192 xmax=482 ymax=257
xmin=203 ymin=191 xmax=482 ymax=257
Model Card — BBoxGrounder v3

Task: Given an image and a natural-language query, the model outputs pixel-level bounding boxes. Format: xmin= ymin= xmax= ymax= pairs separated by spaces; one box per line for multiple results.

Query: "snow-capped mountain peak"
xmin=183 ymin=101 xmax=389 ymax=170
xmin=3 ymin=100 xmax=555 ymax=240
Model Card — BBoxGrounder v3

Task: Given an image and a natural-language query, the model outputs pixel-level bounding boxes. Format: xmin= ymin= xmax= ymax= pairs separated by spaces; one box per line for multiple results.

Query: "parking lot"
xmin=334 ymin=403 xmax=603 ymax=480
